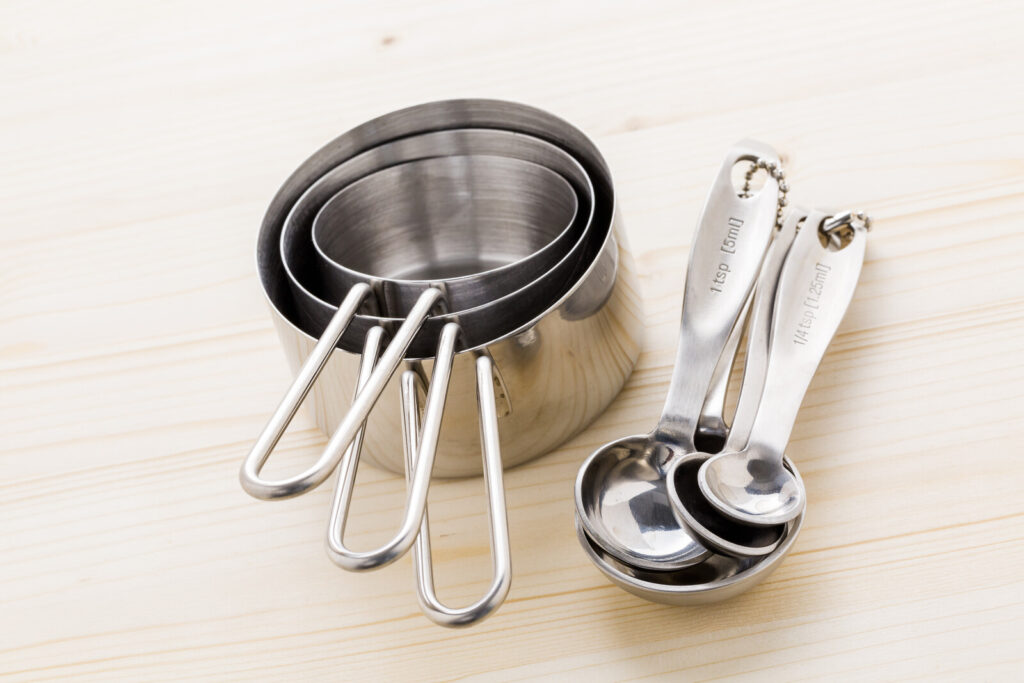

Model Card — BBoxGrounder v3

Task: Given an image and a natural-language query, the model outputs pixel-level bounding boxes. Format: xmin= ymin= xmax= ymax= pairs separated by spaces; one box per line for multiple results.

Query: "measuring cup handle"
xmin=401 ymin=354 xmax=511 ymax=628
xmin=323 ymin=326 xmax=384 ymax=561
xmin=240 ymin=286 xmax=442 ymax=501
xmin=325 ymin=321 xmax=460 ymax=571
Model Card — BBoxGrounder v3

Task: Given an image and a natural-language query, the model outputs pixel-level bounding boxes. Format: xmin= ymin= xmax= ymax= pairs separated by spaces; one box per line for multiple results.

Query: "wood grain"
xmin=2 ymin=0 xmax=1023 ymax=680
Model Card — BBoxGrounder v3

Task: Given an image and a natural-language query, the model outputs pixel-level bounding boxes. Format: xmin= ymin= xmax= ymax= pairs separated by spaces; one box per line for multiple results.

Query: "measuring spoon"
xmin=698 ymin=211 xmax=868 ymax=525
xmin=667 ymin=208 xmax=808 ymax=557
xmin=574 ymin=141 xmax=783 ymax=570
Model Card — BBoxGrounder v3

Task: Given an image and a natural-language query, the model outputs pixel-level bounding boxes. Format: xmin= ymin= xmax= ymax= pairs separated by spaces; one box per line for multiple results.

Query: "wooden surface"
xmin=2 ymin=1 xmax=1023 ymax=680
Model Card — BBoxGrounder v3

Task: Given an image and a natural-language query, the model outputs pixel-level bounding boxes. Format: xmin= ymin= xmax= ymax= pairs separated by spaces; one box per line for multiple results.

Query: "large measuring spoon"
xmin=698 ymin=211 xmax=868 ymax=525
xmin=574 ymin=141 xmax=783 ymax=570
xmin=668 ymin=208 xmax=808 ymax=557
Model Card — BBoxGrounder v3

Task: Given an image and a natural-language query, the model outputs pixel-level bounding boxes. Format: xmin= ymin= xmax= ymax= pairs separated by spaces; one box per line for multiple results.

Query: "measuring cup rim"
xmin=276 ymin=159 xmax=605 ymax=350
xmin=276 ymin=128 xmax=598 ymax=328
xmin=263 ymin=212 xmax=619 ymax=360
xmin=308 ymin=153 xmax=580 ymax=291
xmin=278 ymin=126 xmax=598 ymax=317
xmin=257 ymin=99 xmax=617 ymax=360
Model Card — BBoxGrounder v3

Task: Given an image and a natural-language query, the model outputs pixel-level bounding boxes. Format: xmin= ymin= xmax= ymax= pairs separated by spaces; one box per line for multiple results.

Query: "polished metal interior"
xmin=277 ymin=127 xmax=596 ymax=356
xmin=574 ymin=482 xmax=803 ymax=606
xmin=311 ymin=154 xmax=579 ymax=316
xmin=670 ymin=455 xmax=786 ymax=558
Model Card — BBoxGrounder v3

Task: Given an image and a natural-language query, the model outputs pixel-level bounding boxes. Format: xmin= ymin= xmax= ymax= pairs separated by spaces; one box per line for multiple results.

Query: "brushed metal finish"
xmin=245 ymin=99 xmax=642 ymax=627
xmin=668 ymin=208 xmax=804 ymax=558
xmin=254 ymin=154 xmax=577 ymax=502
xmin=269 ymin=233 xmax=640 ymax=478
xmin=311 ymin=155 xmax=579 ymax=315
xmin=699 ymin=213 xmax=868 ymax=525
xmin=403 ymin=363 xmax=512 ymax=628
xmin=575 ymin=140 xmax=782 ymax=571
xmin=254 ymin=99 xmax=642 ymax=479
xmin=574 ymin=476 xmax=803 ymax=606
xmin=274 ymin=127 xmax=598 ymax=360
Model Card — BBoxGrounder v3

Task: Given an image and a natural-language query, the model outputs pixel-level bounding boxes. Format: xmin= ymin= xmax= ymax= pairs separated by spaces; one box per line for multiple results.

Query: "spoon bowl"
xmin=670 ymin=454 xmax=795 ymax=557
xmin=699 ymin=450 xmax=804 ymax=525
xmin=575 ymin=436 xmax=711 ymax=571
xmin=574 ymin=508 xmax=803 ymax=605
xmin=695 ymin=211 xmax=868 ymax=526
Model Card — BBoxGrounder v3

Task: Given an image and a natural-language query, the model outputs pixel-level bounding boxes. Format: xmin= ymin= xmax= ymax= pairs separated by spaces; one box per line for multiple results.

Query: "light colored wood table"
xmin=3 ymin=1 xmax=1023 ymax=679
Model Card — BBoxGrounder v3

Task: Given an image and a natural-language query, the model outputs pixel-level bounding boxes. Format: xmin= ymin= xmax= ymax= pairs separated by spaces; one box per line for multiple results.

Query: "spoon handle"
xmin=745 ymin=214 xmax=867 ymax=466
xmin=656 ymin=140 xmax=781 ymax=448
xmin=697 ymin=290 xmax=751 ymax=448
xmin=722 ymin=208 xmax=805 ymax=452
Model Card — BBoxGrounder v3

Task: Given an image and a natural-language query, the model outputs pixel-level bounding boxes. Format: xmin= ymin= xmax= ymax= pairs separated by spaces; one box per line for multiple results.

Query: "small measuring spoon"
xmin=667 ymin=208 xmax=808 ymax=557
xmin=574 ymin=141 xmax=784 ymax=570
xmin=699 ymin=211 xmax=868 ymax=526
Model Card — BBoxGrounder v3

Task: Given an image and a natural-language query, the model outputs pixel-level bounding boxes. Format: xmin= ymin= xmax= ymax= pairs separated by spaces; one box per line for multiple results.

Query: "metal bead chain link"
xmin=739 ymin=158 xmax=789 ymax=230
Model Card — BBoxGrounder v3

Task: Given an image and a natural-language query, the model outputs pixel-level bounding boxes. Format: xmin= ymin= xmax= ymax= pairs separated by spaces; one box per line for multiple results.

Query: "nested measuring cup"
xmin=245 ymin=99 xmax=642 ymax=626
xmin=248 ymin=151 xmax=585 ymax=496
xmin=277 ymin=127 xmax=595 ymax=352
xmin=311 ymin=155 xmax=579 ymax=316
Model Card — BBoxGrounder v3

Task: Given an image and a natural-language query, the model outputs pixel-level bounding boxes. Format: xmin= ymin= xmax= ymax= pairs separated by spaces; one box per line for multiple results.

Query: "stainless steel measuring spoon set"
xmin=574 ymin=144 xmax=871 ymax=604
xmin=242 ymin=99 xmax=644 ymax=627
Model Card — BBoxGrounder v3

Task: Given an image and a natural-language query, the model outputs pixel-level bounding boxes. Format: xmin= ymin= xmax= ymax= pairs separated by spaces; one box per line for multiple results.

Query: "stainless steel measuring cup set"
xmin=574 ymin=144 xmax=871 ymax=604
xmin=241 ymin=99 xmax=643 ymax=627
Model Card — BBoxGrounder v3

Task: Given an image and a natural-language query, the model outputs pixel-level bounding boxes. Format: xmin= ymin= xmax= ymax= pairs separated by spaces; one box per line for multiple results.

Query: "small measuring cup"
xmin=311 ymin=155 xmax=579 ymax=316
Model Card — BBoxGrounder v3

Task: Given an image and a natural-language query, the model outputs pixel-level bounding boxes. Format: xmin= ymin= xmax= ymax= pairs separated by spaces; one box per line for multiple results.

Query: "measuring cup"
xmin=311 ymin=155 xmax=579 ymax=316
xmin=244 ymin=104 xmax=616 ymax=496
xmin=278 ymin=128 xmax=595 ymax=351
xmin=244 ymin=99 xmax=642 ymax=626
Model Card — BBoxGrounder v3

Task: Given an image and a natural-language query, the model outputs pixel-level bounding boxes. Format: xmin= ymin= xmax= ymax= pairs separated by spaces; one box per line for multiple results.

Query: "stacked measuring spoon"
xmin=574 ymin=142 xmax=870 ymax=604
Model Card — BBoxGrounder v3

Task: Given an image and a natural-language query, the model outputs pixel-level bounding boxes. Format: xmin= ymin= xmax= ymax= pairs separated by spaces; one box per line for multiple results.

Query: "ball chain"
xmin=739 ymin=158 xmax=789 ymax=230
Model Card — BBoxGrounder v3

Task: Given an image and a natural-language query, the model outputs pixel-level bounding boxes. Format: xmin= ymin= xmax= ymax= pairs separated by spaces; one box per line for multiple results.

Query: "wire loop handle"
xmin=240 ymin=286 xmax=443 ymax=500
xmin=323 ymin=321 xmax=460 ymax=570
xmin=400 ymin=355 xmax=511 ymax=627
